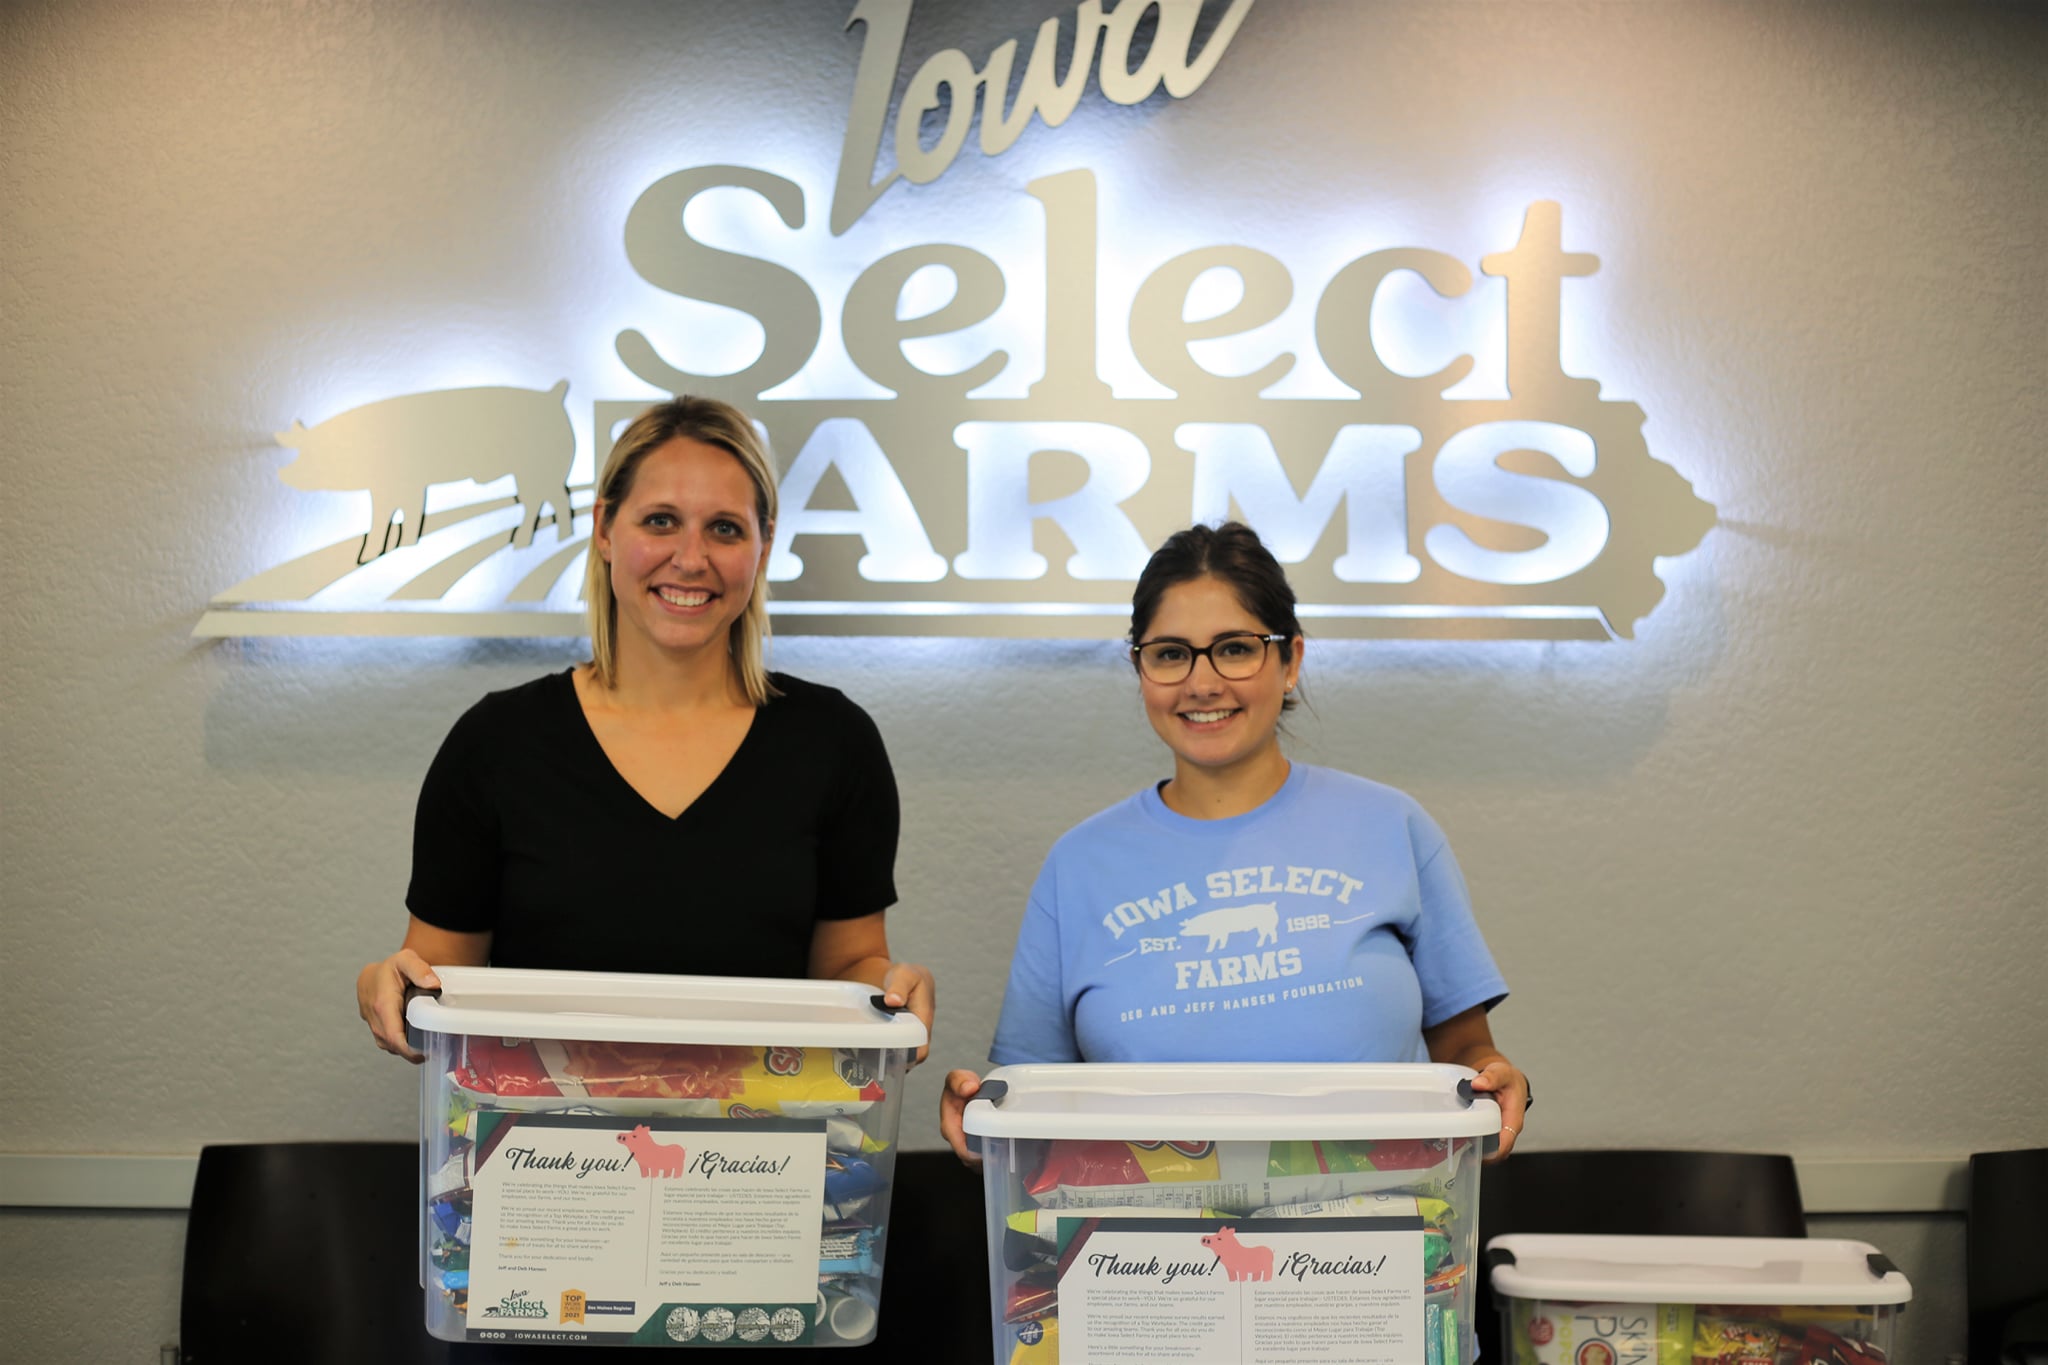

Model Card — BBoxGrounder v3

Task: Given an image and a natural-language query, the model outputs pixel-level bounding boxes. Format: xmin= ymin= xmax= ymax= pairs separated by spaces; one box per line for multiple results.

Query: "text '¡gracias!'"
xmin=498 ymin=1147 xmax=794 ymax=1180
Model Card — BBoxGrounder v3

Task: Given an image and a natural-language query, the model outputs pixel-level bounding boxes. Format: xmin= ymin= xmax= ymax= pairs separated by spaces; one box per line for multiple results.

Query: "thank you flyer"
xmin=1058 ymin=1216 xmax=1424 ymax=1364
xmin=465 ymin=1113 xmax=827 ymax=1345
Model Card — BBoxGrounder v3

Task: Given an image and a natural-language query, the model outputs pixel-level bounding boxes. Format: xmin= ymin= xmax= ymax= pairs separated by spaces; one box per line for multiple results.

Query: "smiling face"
xmin=1136 ymin=574 xmax=1303 ymax=784
xmin=593 ymin=435 xmax=771 ymax=670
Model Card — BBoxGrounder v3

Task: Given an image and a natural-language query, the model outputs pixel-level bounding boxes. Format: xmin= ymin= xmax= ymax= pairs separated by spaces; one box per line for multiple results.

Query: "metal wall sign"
xmin=196 ymin=0 xmax=1716 ymax=642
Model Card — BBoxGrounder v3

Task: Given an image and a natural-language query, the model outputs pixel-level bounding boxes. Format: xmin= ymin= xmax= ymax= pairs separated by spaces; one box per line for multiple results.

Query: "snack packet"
xmin=1511 ymin=1300 xmax=1692 ymax=1365
xmin=1693 ymin=1314 xmax=1781 ymax=1365
xmin=1780 ymin=1323 xmax=1888 ymax=1365
xmin=452 ymin=1038 xmax=884 ymax=1116
xmin=1005 ymin=1268 xmax=1058 ymax=1323
xmin=1424 ymin=1301 xmax=1460 ymax=1365
xmin=1008 ymin=1314 xmax=1058 ymax=1365
xmin=1425 ymin=1260 xmax=1466 ymax=1294
xmin=1252 ymin=1190 xmax=1456 ymax=1272
xmin=1251 ymin=1190 xmax=1452 ymax=1224
xmin=1265 ymin=1139 xmax=1449 ymax=1179
xmin=1026 ymin=1136 xmax=1460 ymax=1211
xmin=819 ymin=1227 xmax=877 ymax=1276
xmin=823 ymin=1154 xmax=881 ymax=1221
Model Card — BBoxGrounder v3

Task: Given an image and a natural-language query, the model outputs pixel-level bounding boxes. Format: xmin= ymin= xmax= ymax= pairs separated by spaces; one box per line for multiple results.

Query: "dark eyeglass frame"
xmin=1130 ymin=632 xmax=1290 ymax=684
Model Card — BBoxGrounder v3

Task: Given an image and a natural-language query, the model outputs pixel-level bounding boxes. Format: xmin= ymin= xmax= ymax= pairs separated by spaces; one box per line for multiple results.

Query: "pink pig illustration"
xmin=1201 ymin=1227 xmax=1274 ymax=1282
xmin=616 ymin=1124 xmax=687 ymax=1178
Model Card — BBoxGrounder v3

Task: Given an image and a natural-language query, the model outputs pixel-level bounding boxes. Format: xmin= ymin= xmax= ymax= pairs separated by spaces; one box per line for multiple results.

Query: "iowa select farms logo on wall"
xmin=197 ymin=0 xmax=1714 ymax=642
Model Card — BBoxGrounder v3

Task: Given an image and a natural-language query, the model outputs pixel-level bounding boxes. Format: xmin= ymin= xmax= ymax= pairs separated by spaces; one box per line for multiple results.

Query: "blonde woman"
xmin=357 ymin=397 xmax=933 ymax=1056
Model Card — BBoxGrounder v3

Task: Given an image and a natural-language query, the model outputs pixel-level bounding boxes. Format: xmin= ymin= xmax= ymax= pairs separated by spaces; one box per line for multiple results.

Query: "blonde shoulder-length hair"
xmin=584 ymin=396 xmax=780 ymax=706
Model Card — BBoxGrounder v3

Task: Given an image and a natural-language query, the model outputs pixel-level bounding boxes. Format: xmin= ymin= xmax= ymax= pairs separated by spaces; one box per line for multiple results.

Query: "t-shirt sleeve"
xmin=989 ymin=864 xmax=1081 ymax=1065
xmin=812 ymin=696 xmax=900 ymax=921
xmin=405 ymin=700 xmax=505 ymax=933
xmin=1405 ymin=808 xmax=1509 ymax=1029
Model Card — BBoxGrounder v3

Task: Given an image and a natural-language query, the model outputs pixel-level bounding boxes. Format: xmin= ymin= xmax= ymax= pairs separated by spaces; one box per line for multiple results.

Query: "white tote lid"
xmin=960 ymin=1062 xmax=1500 ymax=1141
xmin=404 ymin=965 xmax=927 ymax=1048
xmin=1486 ymin=1234 xmax=1913 ymax=1306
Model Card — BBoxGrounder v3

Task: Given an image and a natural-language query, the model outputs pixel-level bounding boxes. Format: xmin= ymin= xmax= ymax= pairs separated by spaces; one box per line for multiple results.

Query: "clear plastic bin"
xmin=405 ymin=967 xmax=926 ymax=1347
xmin=1486 ymin=1233 xmax=1912 ymax=1364
xmin=961 ymin=1063 xmax=1500 ymax=1365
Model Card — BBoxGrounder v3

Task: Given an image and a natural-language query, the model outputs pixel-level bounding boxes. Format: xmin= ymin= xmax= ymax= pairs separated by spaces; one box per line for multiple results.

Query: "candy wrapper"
xmin=1253 ymin=1191 xmax=1455 ymax=1273
xmin=429 ymin=1234 xmax=468 ymax=1273
xmin=819 ymin=1226 xmax=878 ymax=1277
xmin=1008 ymin=1314 xmax=1058 ymax=1365
xmin=427 ymin=1193 xmax=468 ymax=1238
xmin=428 ymin=1149 xmax=469 ymax=1200
xmin=1781 ymin=1323 xmax=1888 ymax=1365
xmin=1252 ymin=1190 xmax=1452 ymax=1223
xmin=1424 ymin=1301 xmax=1460 ymax=1365
xmin=1004 ymin=1268 xmax=1059 ymax=1324
xmin=824 ymin=1154 xmax=882 ymax=1220
xmin=1026 ymin=1135 xmax=1462 ymax=1212
xmin=1692 ymin=1314 xmax=1782 ymax=1365
xmin=1426 ymin=1261 xmax=1467 ymax=1295
xmin=451 ymin=1037 xmax=885 ymax=1117
xmin=1510 ymin=1299 xmax=1692 ymax=1365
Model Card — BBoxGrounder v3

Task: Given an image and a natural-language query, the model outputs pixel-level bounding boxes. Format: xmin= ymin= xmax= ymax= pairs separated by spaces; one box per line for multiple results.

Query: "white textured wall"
xmin=3 ymin=2 xmax=2041 ymax=1360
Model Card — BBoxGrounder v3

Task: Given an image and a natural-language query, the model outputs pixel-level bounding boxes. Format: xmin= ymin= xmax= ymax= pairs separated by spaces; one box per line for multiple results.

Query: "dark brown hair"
xmin=1130 ymin=522 xmax=1304 ymax=704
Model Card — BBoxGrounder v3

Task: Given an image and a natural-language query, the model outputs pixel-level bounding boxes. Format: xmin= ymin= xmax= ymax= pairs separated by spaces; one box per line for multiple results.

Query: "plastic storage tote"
xmin=961 ymin=1063 xmax=1501 ymax=1365
xmin=405 ymin=966 xmax=926 ymax=1348
xmin=1486 ymin=1233 xmax=1912 ymax=1364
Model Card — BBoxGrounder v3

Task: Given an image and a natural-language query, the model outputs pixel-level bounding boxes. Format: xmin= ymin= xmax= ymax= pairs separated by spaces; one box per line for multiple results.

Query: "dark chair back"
xmin=1474 ymin=1149 xmax=1806 ymax=1362
xmin=1969 ymin=1146 xmax=2048 ymax=1365
xmin=1482 ymin=1148 xmax=1807 ymax=1239
xmin=862 ymin=1149 xmax=994 ymax=1362
xmin=181 ymin=1140 xmax=448 ymax=1364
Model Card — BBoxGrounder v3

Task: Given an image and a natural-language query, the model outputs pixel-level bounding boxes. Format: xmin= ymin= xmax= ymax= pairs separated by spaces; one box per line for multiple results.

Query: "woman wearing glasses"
xmin=941 ymin=521 xmax=1527 ymax=1160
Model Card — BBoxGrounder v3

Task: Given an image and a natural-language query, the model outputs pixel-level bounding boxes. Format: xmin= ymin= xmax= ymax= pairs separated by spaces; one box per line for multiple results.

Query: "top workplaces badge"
xmin=199 ymin=0 xmax=1715 ymax=641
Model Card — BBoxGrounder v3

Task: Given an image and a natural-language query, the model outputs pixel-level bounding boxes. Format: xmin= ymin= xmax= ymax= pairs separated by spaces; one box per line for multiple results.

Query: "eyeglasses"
xmin=1131 ymin=632 xmax=1289 ymax=684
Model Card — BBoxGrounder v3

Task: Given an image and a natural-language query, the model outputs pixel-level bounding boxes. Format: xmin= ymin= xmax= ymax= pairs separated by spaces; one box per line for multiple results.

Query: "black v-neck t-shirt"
xmin=406 ymin=670 xmax=899 ymax=977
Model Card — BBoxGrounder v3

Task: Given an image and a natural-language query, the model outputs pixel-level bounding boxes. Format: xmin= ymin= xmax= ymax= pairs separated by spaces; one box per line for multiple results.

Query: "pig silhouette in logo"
xmin=616 ymin=1125 xmax=687 ymax=1178
xmin=1200 ymin=1227 xmax=1274 ymax=1282
xmin=274 ymin=380 xmax=577 ymax=564
xmin=1176 ymin=902 xmax=1279 ymax=951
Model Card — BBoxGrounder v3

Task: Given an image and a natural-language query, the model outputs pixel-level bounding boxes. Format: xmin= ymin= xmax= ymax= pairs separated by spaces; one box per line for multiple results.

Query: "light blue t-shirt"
xmin=989 ymin=763 xmax=1507 ymax=1065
